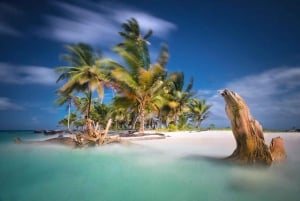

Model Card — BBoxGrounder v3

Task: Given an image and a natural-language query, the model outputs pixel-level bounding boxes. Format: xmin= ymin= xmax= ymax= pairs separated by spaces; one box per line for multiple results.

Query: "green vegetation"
xmin=55 ymin=18 xmax=212 ymax=133
xmin=55 ymin=43 xmax=108 ymax=119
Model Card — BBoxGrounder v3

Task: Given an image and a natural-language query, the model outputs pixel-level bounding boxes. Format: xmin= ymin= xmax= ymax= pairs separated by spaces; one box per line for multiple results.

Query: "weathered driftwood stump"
xmin=269 ymin=137 xmax=287 ymax=162
xmin=219 ymin=89 xmax=286 ymax=165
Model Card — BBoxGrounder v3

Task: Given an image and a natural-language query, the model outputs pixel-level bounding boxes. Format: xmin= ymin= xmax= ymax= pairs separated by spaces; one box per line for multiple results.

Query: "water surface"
xmin=0 ymin=131 xmax=299 ymax=201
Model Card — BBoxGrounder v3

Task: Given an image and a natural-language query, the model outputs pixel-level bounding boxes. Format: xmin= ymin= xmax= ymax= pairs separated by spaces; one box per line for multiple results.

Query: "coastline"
xmin=1 ymin=130 xmax=300 ymax=201
xmin=5 ymin=130 xmax=300 ymax=160
xmin=131 ymin=130 xmax=300 ymax=158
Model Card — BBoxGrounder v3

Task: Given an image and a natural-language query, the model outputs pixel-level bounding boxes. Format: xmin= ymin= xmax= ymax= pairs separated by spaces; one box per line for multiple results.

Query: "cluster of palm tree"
xmin=55 ymin=18 xmax=211 ymax=133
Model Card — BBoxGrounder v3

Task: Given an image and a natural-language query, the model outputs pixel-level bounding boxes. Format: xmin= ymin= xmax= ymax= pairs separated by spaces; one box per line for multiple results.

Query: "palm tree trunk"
xmin=139 ymin=109 xmax=145 ymax=133
xmin=197 ymin=118 xmax=202 ymax=129
xmin=67 ymin=101 xmax=71 ymax=130
xmin=131 ymin=115 xmax=138 ymax=130
xmin=174 ymin=112 xmax=178 ymax=127
xmin=138 ymin=102 xmax=145 ymax=133
xmin=87 ymin=90 xmax=92 ymax=118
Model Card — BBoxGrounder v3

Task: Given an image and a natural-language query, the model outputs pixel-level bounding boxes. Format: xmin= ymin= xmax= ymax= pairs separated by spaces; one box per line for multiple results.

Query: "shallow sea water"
xmin=0 ymin=131 xmax=300 ymax=201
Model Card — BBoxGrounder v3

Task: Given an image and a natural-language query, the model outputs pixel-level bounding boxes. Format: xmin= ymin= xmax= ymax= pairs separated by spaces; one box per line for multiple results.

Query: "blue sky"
xmin=0 ymin=0 xmax=300 ymax=130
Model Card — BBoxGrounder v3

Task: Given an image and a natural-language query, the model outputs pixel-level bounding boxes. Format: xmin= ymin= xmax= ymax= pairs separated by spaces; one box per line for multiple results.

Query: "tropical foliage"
xmin=160 ymin=72 xmax=195 ymax=127
xmin=101 ymin=18 xmax=168 ymax=133
xmin=188 ymin=98 xmax=211 ymax=128
xmin=55 ymin=18 xmax=211 ymax=132
xmin=55 ymin=43 xmax=108 ymax=119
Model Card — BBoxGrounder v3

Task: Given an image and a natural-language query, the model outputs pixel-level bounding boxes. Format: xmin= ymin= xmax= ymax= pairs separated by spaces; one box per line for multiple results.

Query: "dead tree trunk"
xmin=15 ymin=119 xmax=126 ymax=147
xmin=74 ymin=118 xmax=115 ymax=146
xmin=269 ymin=137 xmax=287 ymax=162
xmin=219 ymin=89 xmax=286 ymax=165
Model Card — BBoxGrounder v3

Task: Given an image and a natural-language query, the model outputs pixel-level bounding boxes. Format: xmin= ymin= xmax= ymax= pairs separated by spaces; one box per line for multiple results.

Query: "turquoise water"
xmin=0 ymin=131 xmax=300 ymax=201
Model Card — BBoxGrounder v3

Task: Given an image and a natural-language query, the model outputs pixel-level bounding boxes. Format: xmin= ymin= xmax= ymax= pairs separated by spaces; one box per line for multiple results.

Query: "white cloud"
xmin=0 ymin=3 xmax=23 ymax=36
xmin=205 ymin=67 xmax=300 ymax=129
xmin=111 ymin=9 xmax=177 ymax=38
xmin=0 ymin=97 xmax=23 ymax=110
xmin=41 ymin=1 xmax=120 ymax=45
xmin=0 ymin=62 xmax=56 ymax=85
xmin=195 ymin=90 xmax=216 ymax=98
xmin=227 ymin=67 xmax=300 ymax=98
xmin=38 ymin=1 xmax=176 ymax=45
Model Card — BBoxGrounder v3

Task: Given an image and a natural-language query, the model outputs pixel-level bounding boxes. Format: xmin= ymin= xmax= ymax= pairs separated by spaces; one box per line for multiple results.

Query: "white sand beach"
xmin=132 ymin=131 xmax=300 ymax=159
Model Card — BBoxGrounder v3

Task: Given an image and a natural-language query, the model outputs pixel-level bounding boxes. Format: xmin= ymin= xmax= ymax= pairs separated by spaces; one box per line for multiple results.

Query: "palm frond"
xmin=185 ymin=77 xmax=194 ymax=92
xmin=157 ymin=44 xmax=169 ymax=68
xmin=111 ymin=67 xmax=138 ymax=92
xmin=143 ymin=29 xmax=153 ymax=40
xmin=113 ymin=46 xmax=141 ymax=76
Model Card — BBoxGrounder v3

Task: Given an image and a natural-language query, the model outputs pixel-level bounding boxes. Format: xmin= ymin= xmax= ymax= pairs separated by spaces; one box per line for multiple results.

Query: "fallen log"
xmin=219 ymin=89 xmax=287 ymax=165
xmin=14 ymin=119 xmax=128 ymax=147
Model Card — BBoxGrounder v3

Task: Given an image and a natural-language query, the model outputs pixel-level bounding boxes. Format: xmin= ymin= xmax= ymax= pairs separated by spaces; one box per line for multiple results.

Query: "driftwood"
xmin=219 ymin=89 xmax=287 ymax=165
xmin=269 ymin=137 xmax=287 ymax=162
xmin=14 ymin=136 xmax=76 ymax=146
xmin=74 ymin=119 xmax=114 ymax=146
xmin=15 ymin=119 xmax=128 ymax=147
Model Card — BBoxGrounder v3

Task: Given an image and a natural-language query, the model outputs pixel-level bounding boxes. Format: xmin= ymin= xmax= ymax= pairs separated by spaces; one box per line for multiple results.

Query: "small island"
xmin=15 ymin=19 xmax=288 ymax=167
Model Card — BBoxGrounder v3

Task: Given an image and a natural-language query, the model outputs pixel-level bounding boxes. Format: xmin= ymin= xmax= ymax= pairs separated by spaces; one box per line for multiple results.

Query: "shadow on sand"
xmin=182 ymin=154 xmax=274 ymax=169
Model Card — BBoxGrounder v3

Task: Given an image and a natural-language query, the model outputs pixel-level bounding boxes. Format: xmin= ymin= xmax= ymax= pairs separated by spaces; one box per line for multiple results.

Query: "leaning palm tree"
xmin=102 ymin=18 xmax=168 ymax=133
xmin=55 ymin=43 xmax=108 ymax=118
xmin=188 ymin=98 xmax=211 ymax=128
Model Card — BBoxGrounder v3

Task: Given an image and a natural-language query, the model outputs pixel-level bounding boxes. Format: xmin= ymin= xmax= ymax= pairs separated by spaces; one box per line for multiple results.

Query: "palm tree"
xmin=72 ymin=92 xmax=99 ymax=117
xmin=118 ymin=18 xmax=153 ymax=70
xmin=56 ymin=92 xmax=74 ymax=130
xmin=55 ymin=43 xmax=108 ymax=119
xmin=161 ymin=72 xmax=195 ymax=127
xmin=90 ymin=102 xmax=112 ymax=128
xmin=102 ymin=18 xmax=168 ymax=133
xmin=188 ymin=98 xmax=211 ymax=128
xmin=58 ymin=112 xmax=77 ymax=130
xmin=111 ymin=96 xmax=138 ymax=129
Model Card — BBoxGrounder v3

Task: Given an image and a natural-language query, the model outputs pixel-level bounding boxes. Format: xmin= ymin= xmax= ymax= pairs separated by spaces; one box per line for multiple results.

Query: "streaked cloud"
xmin=195 ymin=89 xmax=216 ymax=98
xmin=205 ymin=67 xmax=300 ymax=129
xmin=38 ymin=1 xmax=176 ymax=45
xmin=0 ymin=24 xmax=20 ymax=36
xmin=0 ymin=97 xmax=23 ymax=110
xmin=110 ymin=8 xmax=177 ymax=38
xmin=0 ymin=3 xmax=23 ymax=36
xmin=0 ymin=62 xmax=56 ymax=85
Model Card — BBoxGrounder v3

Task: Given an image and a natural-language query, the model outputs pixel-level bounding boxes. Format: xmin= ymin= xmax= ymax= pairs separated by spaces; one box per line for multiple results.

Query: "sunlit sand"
xmin=132 ymin=130 xmax=300 ymax=159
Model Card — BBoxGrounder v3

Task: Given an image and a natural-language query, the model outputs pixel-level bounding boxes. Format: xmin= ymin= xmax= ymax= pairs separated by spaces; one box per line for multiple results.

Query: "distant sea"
xmin=0 ymin=130 xmax=300 ymax=201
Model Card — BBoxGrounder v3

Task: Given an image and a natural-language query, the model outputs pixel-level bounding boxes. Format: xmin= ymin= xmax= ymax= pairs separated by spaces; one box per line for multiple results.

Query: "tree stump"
xmin=219 ymin=89 xmax=286 ymax=165
xmin=269 ymin=137 xmax=287 ymax=162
